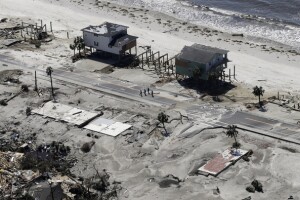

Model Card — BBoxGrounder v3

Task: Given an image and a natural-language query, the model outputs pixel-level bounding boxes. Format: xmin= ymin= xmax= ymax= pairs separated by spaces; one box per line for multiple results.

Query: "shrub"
xmin=0 ymin=99 xmax=7 ymax=106
xmin=26 ymin=107 xmax=31 ymax=116
xmin=81 ymin=141 xmax=95 ymax=153
xmin=251 ymin=179 xmax=263 ymax=192
xmin=34 ymin=40 xmax=41 ymax=48
xmin=246 ymin=185 xmax=255 ymax=193
xmin=21 ymin=84 xmax=29 ymax=92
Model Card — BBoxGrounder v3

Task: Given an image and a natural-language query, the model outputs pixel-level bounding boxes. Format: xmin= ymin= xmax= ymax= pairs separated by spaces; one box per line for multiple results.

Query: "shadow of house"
xmin=85 ymin=51 xmax=138 ymax=69
xmin=179 ymin=78 xmax=236 ymax=96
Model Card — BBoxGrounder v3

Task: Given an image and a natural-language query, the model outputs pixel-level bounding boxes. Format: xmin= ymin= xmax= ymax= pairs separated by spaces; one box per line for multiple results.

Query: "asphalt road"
xmin=187 ymin=107 xmax=300 ymax=143
xmin=220 ymin=111 xmax=300 ymax=141
xmin=52 ymin=68 xmax=180 ymax=107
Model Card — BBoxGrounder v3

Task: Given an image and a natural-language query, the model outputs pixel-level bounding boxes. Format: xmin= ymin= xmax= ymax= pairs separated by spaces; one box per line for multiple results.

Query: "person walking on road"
xmin=140 ymin=90 xmax=143 ymax=97
xmin=147 ymin=87 xmax=150 ymax=94
xmin=144 ymin=89 xmax=147 ymax=96
xmin=151 ymin=90 xmax=154 ymax=97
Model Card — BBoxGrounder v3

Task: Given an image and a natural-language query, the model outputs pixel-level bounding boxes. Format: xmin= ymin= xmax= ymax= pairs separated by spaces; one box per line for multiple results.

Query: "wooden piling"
xmin=233 ymin=65 xmax=236 ymax=79
xmin=50 ymin=21 xmax=53 ymax=32
xmin=141 ymin=54 xmax=144 ymax=69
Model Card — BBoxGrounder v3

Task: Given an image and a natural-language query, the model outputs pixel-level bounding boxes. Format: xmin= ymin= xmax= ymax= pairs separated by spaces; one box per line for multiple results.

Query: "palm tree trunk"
xmin=50 ymin=74 xmax=54 ymax=99
xmin=258 ymin=95 xmax=261 ymax=103
xmin=162 ymin=123 xmax=167 ymax=134
xmin=234 ymin=134 xmax=237 ymax=144
xmin=73 ymin=48 xmax=75 ymax=56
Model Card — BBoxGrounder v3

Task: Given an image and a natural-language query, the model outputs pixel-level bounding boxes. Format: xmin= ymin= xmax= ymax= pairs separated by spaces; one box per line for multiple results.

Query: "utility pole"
xmin=34 ymin=71 xmax=38 ymax=91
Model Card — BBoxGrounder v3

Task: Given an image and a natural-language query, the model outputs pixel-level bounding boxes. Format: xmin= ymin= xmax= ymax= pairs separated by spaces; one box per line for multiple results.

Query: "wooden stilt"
xmin=233 ymin=65 xmax=236 ymax=79
xmin=141 ymin=54 xmax=144 ymax=69
xmin=50 ymin=22 xmax=53 ymax=32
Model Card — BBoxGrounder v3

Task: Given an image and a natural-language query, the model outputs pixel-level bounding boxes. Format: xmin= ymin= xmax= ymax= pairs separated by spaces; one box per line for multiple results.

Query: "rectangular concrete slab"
xmin=84 ymin=118 xmax=115 ymax=133
xmin=198 ymin=148 xmax=248 ymax=176
xmin=84 ymin=118 xmax=132 ymax=137
xmin=100 ymin=122 xmax=132 ymax=137
xmin=32 ymin=102 xmax=99 ymax=126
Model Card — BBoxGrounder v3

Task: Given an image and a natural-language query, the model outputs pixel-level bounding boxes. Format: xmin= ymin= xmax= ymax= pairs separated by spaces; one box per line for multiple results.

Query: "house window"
xmin=94 ymin=41 xmax=99 ymax=46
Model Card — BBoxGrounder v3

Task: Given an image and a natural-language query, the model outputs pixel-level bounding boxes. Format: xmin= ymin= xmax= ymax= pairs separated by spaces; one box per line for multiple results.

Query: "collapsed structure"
xmin=81 ymin=22 xmax=138 ymax=57
xmin=175 ymin=44 xmax=229 ymax=81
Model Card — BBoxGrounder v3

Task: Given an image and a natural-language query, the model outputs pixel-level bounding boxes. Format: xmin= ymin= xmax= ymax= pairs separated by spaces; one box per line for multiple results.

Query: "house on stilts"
xmin=175 ymin=44 xmax=229 ymax=81
xmin=81 ymin=22 xmax=138 ymax=58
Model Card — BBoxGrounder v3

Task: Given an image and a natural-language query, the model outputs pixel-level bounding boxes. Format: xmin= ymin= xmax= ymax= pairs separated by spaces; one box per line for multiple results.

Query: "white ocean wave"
xmin=110 ymin=0 xmax=300 ymax=48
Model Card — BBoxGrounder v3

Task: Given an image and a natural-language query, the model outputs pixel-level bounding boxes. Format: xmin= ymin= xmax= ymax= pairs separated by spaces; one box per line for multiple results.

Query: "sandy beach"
xmin=1 ymin=0 xmax=300 ymax=199
xmin=1 ymin=0 xmax=300 ymax=93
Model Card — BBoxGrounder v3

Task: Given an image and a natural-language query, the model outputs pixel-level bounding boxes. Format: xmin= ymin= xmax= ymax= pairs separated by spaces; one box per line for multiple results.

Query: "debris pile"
xmin=0 ymin=133 xmax=122 ymax=199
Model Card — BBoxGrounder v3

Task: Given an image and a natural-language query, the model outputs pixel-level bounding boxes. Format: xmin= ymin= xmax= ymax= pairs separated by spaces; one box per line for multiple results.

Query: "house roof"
xmin=113 ymin=35 xmax=138 ymax=47
xmin=81 ymin=22 xmax=128 ymax=36
xmin=177 ymin=44 xmax=228 ymax=64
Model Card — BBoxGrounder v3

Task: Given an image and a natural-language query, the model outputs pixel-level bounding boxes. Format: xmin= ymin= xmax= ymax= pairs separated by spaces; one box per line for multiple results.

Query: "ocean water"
xmin=111 ymin=0 xmax=300 ymax=48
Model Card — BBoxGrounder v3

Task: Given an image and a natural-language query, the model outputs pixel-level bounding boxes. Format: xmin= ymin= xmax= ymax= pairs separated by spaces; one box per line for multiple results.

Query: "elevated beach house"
xmin=81 ymin=22 xmax=138 ymax=57
xmin=175 ymin=44 xmax=229 ymax=80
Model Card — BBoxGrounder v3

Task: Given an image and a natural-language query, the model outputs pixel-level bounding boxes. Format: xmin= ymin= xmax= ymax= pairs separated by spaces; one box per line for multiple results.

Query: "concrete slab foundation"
xmin=198 ymin=148 xmax=248 ymax=176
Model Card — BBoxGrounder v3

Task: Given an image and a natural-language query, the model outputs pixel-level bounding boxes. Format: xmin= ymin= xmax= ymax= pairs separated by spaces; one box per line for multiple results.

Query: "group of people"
xmin=139 ymin=88 xmax=154 ymax=97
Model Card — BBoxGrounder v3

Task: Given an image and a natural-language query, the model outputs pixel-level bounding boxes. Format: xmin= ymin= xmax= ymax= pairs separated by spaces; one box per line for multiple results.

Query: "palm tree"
xmin=46 ymin=67 xmax=54 ymax=99
xmin=70 ymin=37 xmax=79 ymax=57
xmin=79 ymin=37 xmax=85 ymax=56
xmin=70 ymin=44 xmax=76 ymax=57
xmin=74 ymin=36 xmax=84 ymax=56
xmin=157 ymin=112 xmax=169 ymax=134
xmin=225 ymin=125 xmax=239 ymax=147
xmin=252 ymin=86 xmax=265 ymax=105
